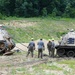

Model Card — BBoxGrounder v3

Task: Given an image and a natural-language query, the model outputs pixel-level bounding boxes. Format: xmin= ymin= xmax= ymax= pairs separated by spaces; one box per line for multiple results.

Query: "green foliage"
xmin=11 ymin=69 xmax=16 ymax=75
xmin=20 ymin=1 xmax=28 ymax=17
xmin=0 ymin=13 xmax=6 ymax=20
xmin=52 ymin=8 xmax=58 ymax=17
xmin=0 ymin=0 xmax=75 ymax=17
xmin=56 ymin=31 xmax=67 ymax=38
xmin=42 ymin=7 xmax=47 ymax=17
xmin=69 ymin=8 xmax=75 ymax=18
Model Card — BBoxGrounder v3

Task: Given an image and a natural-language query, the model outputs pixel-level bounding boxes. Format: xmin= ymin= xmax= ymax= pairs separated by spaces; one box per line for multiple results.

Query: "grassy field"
xmin=0 ymin=17 xmax=75 ymax=43
xmin=0 ymin=53 xmax=75 ymax=75
xmin=0 ymin=17 xmax=75 ymax=75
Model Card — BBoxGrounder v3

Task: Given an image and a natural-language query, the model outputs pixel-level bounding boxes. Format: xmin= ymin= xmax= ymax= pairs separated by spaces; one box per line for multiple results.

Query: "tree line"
xmin=0 ymin=0 xmax=75 ymax=18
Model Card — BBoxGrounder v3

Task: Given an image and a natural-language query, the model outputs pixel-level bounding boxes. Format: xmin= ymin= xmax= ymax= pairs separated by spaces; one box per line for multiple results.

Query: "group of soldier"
xmin=26 ymin=38 xmax=55 ymax=59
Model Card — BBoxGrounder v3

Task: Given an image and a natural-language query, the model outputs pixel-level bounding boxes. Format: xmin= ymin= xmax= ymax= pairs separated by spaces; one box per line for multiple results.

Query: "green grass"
xmin=58 ymin=60 xmax=75 ymax=65
xmin=58 ymin=59 xmax=75 ymax=70
xmin=33 ymin=62 xmax=62 ymax=70
xmin=1 ymin=17 xmax=75 ymax=43
xmin=10 ymin=64 xmax=62 ymax=75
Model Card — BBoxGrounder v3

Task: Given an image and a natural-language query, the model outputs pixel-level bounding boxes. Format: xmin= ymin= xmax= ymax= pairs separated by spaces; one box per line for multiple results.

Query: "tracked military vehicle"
xmin=0 ymin=24 xmax=15 ymax=54
xmin=55 ymin=29 xmax=75 ymax=57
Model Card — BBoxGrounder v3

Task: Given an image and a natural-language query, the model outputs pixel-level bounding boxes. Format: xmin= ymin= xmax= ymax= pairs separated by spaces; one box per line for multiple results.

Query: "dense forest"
xmin=0 ymin=0 xmax=75 ymax=18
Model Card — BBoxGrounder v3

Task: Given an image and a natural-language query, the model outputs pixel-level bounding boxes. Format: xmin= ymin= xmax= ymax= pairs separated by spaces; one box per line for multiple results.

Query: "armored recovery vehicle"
xmin=0 ymin=24 xmax=15 ymax=55
xmin=55 ymin=29 xmax=75 ymax=57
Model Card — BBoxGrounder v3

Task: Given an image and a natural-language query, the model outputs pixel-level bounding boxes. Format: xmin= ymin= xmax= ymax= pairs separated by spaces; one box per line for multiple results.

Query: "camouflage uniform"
xmin=51 ymin=40 xmax=55 ymax=57
xmin=47 ymin=40 xmax=52 ymax=56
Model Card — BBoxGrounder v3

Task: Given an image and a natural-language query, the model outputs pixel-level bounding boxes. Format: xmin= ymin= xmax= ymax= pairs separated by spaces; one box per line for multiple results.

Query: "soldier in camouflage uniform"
xmin=47 ymin=39 xmax=52 ymax=56
xmin=51 ymin=38 xmax=55 ymax=57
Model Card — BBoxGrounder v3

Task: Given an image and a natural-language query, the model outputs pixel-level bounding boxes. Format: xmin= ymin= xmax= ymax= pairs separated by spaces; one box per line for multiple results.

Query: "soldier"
xmin=26 ymin=38 xmax=35 ymax=57
xmin=37 ymin=39 xmax=45 ymax=59
xmin=47 ymin=39 xmax=52 ymax=56
xmin=51 ymin=38 xmax=55 ymax=57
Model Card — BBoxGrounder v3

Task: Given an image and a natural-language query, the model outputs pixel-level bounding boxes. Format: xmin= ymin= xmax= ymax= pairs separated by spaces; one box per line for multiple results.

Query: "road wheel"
xmin=0 ymin=42 xmax=7 ymax=53
xmin=57 ymin=49 xmax=65 ymax=57
xmin=67 ymin=51 xmax=75 ymax=57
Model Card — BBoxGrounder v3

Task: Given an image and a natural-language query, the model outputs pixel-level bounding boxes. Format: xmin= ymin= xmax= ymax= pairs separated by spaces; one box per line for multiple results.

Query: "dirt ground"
xmin=0 ymin=39 xmax=74 ymax=75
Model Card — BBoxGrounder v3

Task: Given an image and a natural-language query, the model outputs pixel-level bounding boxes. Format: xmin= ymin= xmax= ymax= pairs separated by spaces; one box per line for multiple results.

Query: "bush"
xmin=0 ymin=13 xmax=6 ymax=20
xmin=42 ymin=7 xmax=47 ymax=17
xmin=56 ymin=31 xmax=67 ymax=38
xmin=70 ymin=8 xmax=75 ymax=18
